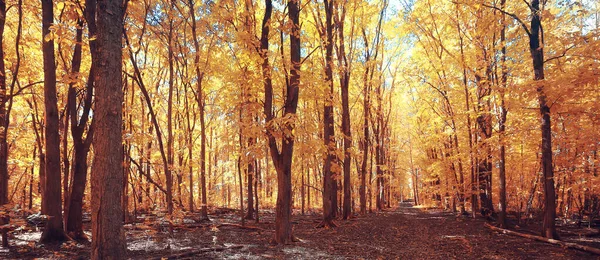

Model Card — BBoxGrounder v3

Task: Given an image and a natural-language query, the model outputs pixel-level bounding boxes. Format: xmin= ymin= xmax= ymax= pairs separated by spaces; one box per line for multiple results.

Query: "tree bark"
xmin=260 ymin=0 xmax=300 ymax=244
xmin=245 ymin=148 xmax=255 ymax=220
xmin=319 ymin=0 xmax=337 ymax=228
xmin=337 ymin=1 xmax=352 ymax=220
xmin=0 ymin=0 xmax=8 ymax=248
xmin=359 ymin=30 xmax=371 ymax=214
xmin=529 ymin=0 xmax=557 ymax=239
xmin=166 ymin=7 xmax=175 ymax=215
xmin=187 ymin=0 xmax=209 ymax=220
xmin=91 ymin=0 xmax=127 ymax=258
xmin=65 ymin=2 xmax=95 ymax=239
xmin=40 ymin=0 xmax=67 ymax=244
xmin=498 ymin=0 xmax=508 ymax=228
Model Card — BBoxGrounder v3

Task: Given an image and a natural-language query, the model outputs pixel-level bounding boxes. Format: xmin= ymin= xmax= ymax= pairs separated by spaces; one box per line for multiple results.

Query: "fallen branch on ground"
xmin=216 ymin=223 xmax=267 ymax=232
xmin=151 ymin=245 xmax=244 ymax=260
xmin=485 ymin=223 xmax=600 ymax=255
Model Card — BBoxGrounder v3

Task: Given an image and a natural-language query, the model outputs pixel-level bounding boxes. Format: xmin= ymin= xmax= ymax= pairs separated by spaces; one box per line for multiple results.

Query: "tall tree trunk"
xmin=40 ymin=0 xmax=67 ymax=244
xmin=91 ymin=0 xmax=127 ymax=258
xmin=360 ymin=31 xmax=371 ymax=214
xmin=474 ymin=7 xmax=494 ymax=214
xmin=498 ymin=0 xmax=508 ymax=228
xmin=165 ymin=6 xmax=175 ymax=215
xmin=246 ymin=143 xmax=255 ymax=220
xmin=301 ymin=162 xmax=305 ymax=215
xmin=337 ymin=2 xmax=352 ymax=220
xmin=320 ymin=0 xmax=337 ymax=228
xmin=255 ymin=158 xmax=260 ymax=222
xmin=184 ymin=86 xmax=194 ymax=212
xmin=529 ymin=0 xmax=557 ymax=239
xmin=260 ymin=0 xmax=300 ymax=244
xmin=187 ymin=0 xmax=209 ymax=220
xmin=0 ymin=0 xmax=8 ymax=248
xmin=65 ymin=3 xmax=95 ymax=239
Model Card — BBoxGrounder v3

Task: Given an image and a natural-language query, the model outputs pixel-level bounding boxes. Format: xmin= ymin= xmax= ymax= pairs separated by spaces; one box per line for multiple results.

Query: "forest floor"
xmin=1 ymin=203 xmax=599 ymax=259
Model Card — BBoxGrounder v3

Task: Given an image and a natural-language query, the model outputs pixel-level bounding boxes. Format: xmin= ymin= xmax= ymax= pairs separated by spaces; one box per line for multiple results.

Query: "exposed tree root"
xmin=315 ymin=220 xmax=338 ymax=228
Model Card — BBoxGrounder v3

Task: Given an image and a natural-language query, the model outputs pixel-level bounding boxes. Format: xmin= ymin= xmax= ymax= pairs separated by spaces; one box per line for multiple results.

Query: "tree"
xmin=0 ymin=0 xmax=8 ymax=248
xmin=482 ymin=0 xmax=558 ymax=239
xmin=497 ymin=0 xmax=508 ymax=228
xmin=260 ymin=0 xmax=301 ymax=244
xmin=65 ymin=0 xmax=96 ymax=241
xmin=529 ymin=0 xmax=557 ymax=240
xmin=336 ymin=0 xmax=353 ymax=220
xmin=186 ymin=0 xmax=209 ymax=220
xmin=91 ymin=0 xmax=127 ymax=258
xmin=40 ymin=0 xmax=67 ymax=244
xmin=319 ymin=0 xmax=337 ymax=228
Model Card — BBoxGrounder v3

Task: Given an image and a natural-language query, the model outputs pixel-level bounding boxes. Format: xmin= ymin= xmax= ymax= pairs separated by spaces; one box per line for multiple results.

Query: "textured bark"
xmin=336 ymin=2 xmax=352 ymax=220
xmin=454 ymin=3 xmax=474 ymax=215
xmin=320 ymin=0 xmax=337 ymax=228
xmin=166 ymin=9 xmax=175 ymax=215
xmin=245 ymin=151 xmax=255 ymax=220
xmin=40 ymin=0 xmax=67 ymax=244
xmin=261 ymin=0 xmax=300 ymax=244
xmin=359 ymin=31 xmax=371 ymax=214
xmin=529 ymin=0 xmax=557 ymax=239
xmin=187 ymin=0 xmax=209 ymax=220
xmin=474 ymin=7 xmax=494 ymax=214
xmin=498 ymin=0 xmax=508 ymax=228
xmin=91 ymin=0 xmax=127 ymax=258
xmin=0 ymin=0 xmax=8 ymax=248
xmin=65 ymin=1 xmax=95 ymax=239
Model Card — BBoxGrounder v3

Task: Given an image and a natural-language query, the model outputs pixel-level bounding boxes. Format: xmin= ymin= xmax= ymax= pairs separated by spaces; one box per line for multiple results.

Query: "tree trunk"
xmin=320 ymin=0 xmax=337 ymax=228
xmin=40 ymin=0 xmax=67 ymax=244
xmin=336 ymin=2 xmax=352 ymax=220
xmin=260 ymin=0 xmax=300 ymax=244
xmin=91 ymin=0 xmax=127 ymax=258
xmin=497 ymin=0 xmax=508 ymax=228
xmin=187 ymin=0 xmax=209 ymax=220
xmin=0 ymin=0 xmax=8 ymax=248
xmin=529 ymin=0 xmax=557 ymax=239
xmin=166 ymin=8 xmax=175 ymax=215
xmin=359 ymin=31 xmax=371 ymax=214
xmin=255 ymin=159 xmax=260 ymax=222
xmin=245 ymin=145 xmax=255 ymax=220
xmin=65 ymin=5 xmax=95 ymax=240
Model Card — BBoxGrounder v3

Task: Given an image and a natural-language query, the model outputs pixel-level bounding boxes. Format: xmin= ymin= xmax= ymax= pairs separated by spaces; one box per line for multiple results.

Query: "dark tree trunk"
xmin=337 ymin=3 xmax=352 ymax=219
xmin=166 ymin=12 xmax=175 ymax=215
xmin=319 ymin=0 xmax=337 ymax=228
xmin=65 ymin=3 xmax=95 ymax=240
xmin=529 ymin=0 xmax=557 ymax=239
xmin=40 ymin=0 xmax=67 ymax=244
xmin=91 ymin=0 xmax=127 ymax=258
xmin=255 ymin=159 xmax=260 ymax=222
xmin=245 ymin=146 xmax=255 ymax=220
xmin=260 ymin=0 xmax=300 ymax=244
xmin=301 ymin=163 xmax=305 ymax=215
xmin=0 ymin=0 xmax=8 ymax=248
xmin=359 ymin=31 xmax=371 ymax=214
xmin=498 ymin=0 xmax=508 ymax=228
xmin=187 ymin=0 xmax=209 ymax=220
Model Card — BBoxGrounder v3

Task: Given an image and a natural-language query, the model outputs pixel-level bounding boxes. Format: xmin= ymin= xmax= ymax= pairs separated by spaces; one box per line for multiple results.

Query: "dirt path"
xmin=2 ymin=203 xmax=598 ymax=259
xmin=131 ymin=203 xmax=597 ymax=259
xmin=265 ymin=203 xmax=596 ymax=259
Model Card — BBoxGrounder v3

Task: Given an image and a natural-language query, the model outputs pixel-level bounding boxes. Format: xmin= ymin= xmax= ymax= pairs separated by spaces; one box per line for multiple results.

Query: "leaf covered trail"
xmin=2 ymin=203 xmax=597 ymax=259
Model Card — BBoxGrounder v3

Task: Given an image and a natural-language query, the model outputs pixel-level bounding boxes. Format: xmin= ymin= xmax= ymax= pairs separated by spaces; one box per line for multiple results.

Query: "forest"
xmin=0 ymin=0 xmax=600 ymax=259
